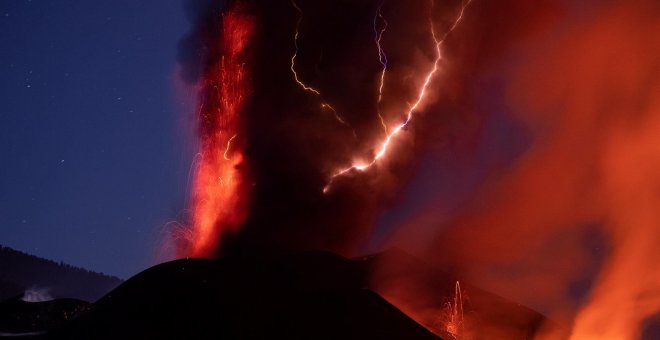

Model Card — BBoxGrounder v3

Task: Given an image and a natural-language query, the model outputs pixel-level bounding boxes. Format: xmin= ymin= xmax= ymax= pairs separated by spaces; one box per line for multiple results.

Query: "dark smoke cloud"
xmin=177 ymin=0 xmax=226 ymax=83
xmin=176 ymin=0 xmax=558 ymax=286
xmin=177 ymin=0 xmax=561 ymax=253
xmin=179 ymin=0 xmax=659 ymax=337
xmin=176 ymin=0 xmax=475 ymax=257
xmin=237 ymin=0 xmax=411 ymax=254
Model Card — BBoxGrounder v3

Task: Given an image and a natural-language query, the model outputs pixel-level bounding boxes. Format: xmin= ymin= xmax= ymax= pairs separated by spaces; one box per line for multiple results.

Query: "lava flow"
xmin=187 ymin=3 xmax=254 ymax=257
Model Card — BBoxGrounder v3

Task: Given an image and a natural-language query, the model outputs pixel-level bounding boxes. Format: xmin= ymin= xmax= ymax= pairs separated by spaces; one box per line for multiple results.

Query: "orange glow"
xmin=431 ymin=281 xmax=466 ymax=338
xmin=189 ymin=6 xmax=254 ymax=257
xmin=380 ymin=0 xmax=659 ymax=337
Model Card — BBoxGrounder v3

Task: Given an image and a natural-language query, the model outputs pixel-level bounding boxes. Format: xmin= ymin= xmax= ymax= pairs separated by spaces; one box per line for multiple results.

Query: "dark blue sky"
xmin=0 ymin=1 xmax=196 ymax=278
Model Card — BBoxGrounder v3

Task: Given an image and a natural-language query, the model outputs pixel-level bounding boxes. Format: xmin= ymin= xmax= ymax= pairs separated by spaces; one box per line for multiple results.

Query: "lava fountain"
xmin=187 ymin=2 xmax=254 ymax=257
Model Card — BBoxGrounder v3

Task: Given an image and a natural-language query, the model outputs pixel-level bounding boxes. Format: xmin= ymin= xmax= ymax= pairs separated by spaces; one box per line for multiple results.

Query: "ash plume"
xmin=177 ymin=0 xmax=659 ymax=338
xmin=177 ymin=0 xmax=472 ymax=257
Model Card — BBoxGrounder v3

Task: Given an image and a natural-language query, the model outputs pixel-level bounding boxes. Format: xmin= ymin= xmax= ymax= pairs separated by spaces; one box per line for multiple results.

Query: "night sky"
xmin=0 ymin=1 xmax=195 ymax=278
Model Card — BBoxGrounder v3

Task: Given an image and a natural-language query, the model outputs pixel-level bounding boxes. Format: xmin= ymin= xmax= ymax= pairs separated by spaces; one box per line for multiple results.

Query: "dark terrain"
xmin=0 ymin=248 xmax=562 ymax=339
xmin=0 ymin=246 xmax=122 ymax=302
xmin=3 ymin=252 xmax=444 ymax=339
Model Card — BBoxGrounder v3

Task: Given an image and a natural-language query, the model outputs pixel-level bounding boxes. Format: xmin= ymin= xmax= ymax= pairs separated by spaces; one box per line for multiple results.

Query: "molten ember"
xmin=188 ymin=4 xmax=254 ymax=257
xmin=444 ymin=281 xmax=465 ymax=337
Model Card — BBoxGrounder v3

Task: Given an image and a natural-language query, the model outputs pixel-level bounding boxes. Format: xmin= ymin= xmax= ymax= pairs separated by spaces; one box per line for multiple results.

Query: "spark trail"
xmin=223 ymin=134 xmax=238 ymax=160
xmin=324 ymin=0 xmax=472 ymax=193
xmin=290 ymin=0 xmax=349 ymax=126
xmin=374 ymin=4 xmax=389 ymax=134
xmin=445 ymin=281 xmax=465 ymax=337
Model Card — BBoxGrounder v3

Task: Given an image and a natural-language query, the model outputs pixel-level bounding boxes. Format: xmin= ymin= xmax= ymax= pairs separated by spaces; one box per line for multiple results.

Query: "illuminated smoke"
xmin=378 ymin=0 xmax=660 ymax=338
xmin=177 ymin=0 xmax=658 ymax=337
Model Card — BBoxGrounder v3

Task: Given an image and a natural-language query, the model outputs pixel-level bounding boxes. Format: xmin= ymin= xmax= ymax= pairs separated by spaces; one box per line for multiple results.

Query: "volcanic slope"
xmin=2 ymin=250 xmax=562 ymax=339
xmin=43 ymin=251 xmax=442 ymax=339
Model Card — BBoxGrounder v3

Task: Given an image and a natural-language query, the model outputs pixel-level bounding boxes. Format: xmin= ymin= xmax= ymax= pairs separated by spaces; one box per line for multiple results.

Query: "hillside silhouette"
xmin=47 ymin=252 xmax=444 ymax=339
xmin=0 ymin=245 xmax=122 ymax=302
xmin=0 ymin=250 xmax=561 ymax=339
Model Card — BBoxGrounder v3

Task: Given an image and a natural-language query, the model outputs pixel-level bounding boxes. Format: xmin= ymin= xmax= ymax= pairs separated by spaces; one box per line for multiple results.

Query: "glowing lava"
xmin=189 ymin=4 xmax=254 ymax=257
xmin=445 ymin=281 xmax=465 ymax=337
xmin=324 ymin=0 xmax=473 ymax=193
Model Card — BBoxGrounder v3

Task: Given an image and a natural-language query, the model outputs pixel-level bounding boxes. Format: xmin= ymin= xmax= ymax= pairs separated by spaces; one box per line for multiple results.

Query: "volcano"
xmin=2 ymin=0 xmax=659 ymax=337
xmin=0 ymin=250 xmax=551 ymax=339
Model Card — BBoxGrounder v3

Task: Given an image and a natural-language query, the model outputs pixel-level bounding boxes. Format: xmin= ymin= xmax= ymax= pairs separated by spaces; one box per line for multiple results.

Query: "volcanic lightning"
xmin=374 ymin=4 xmax=389 ymax=134
xmin=290 ymin=0 xmax=320 ymax=96
xmin=323 ymin=0 xmax=473 ymax=193
xmin=290 ymin=0 xmax=349 ymax=126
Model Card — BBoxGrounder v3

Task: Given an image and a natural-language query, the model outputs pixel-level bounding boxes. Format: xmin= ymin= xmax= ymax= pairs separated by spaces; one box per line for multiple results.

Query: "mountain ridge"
xmin=0 ymin=245 xmax=123 ymax=302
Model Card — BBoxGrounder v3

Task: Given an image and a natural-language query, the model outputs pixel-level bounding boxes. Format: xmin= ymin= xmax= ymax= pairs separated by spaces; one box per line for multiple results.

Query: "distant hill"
xmin=0 ymin=245 xmax=123 ymax=302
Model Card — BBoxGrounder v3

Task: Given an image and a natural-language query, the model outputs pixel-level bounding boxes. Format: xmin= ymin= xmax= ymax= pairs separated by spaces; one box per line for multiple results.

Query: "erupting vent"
xmin=189 ymin=4 xmax=254 ymax=257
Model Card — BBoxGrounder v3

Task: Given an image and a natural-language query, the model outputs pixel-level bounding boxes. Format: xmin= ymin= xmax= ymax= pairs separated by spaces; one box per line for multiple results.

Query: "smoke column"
xmin=177 ymin=0 xmax=660 ymax=338
xmin=178 ymin=0 xmax=473 ymax=257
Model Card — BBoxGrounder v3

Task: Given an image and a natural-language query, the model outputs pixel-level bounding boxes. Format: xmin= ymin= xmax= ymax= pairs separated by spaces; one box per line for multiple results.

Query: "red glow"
xmin=188 ymin=5 xmax=254 ymax=257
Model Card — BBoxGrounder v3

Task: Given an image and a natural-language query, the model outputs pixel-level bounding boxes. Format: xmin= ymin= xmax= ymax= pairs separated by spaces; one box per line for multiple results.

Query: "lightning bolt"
xmin=374 ymin=4 xmax=389 ymax=135
xmin=324 ymin=0 xmax=472 ymax=193
xmin=290 ymin=0 xmax=321 ymax=95
xmin=290 ymin=0 xmax=350 ymax=127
